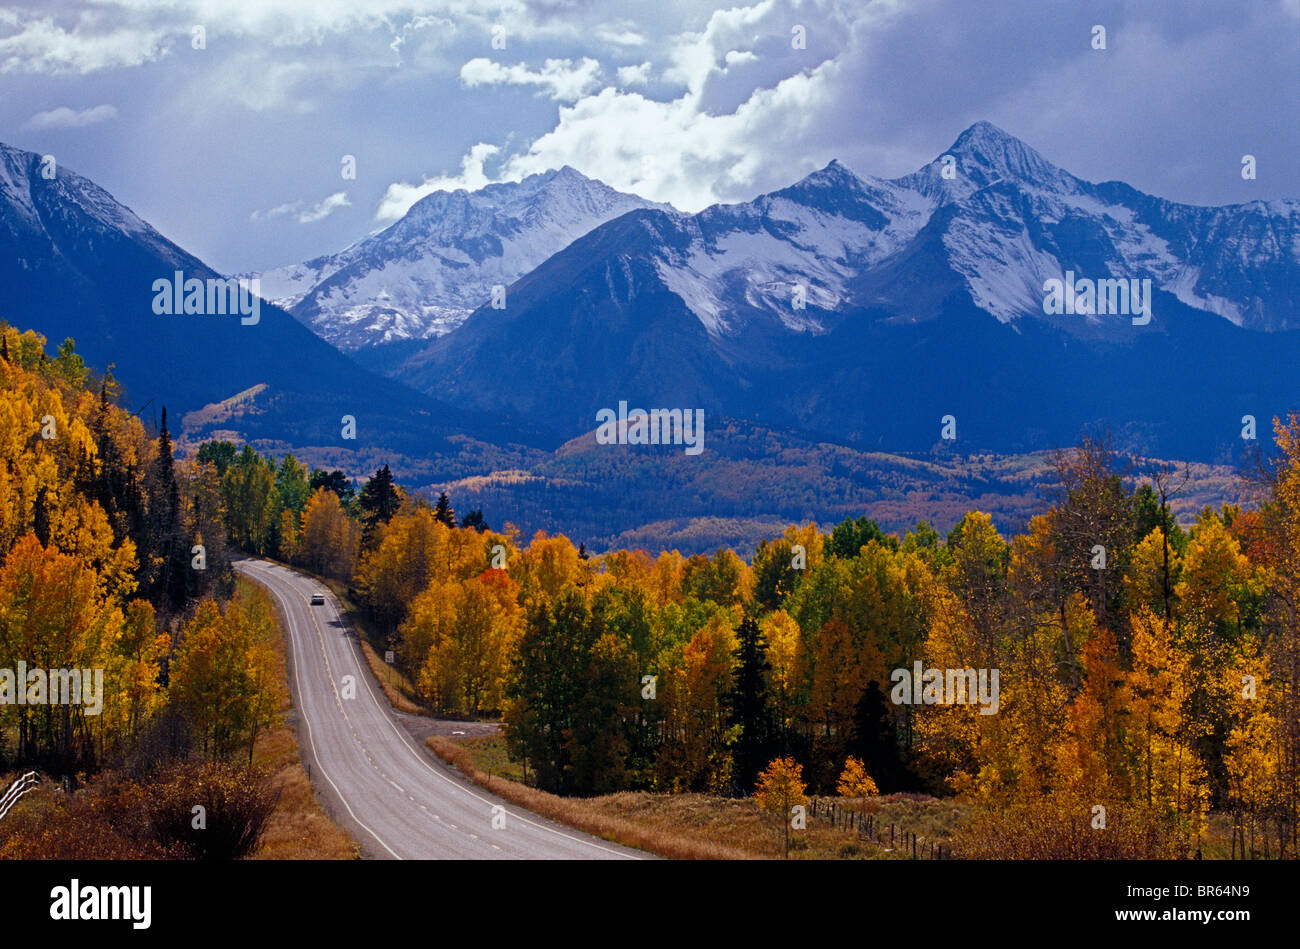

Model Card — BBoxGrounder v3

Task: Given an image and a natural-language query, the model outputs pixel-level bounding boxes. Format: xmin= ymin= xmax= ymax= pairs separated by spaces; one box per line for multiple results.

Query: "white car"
xmin=310 ymin=593 xmax=326 ymax=606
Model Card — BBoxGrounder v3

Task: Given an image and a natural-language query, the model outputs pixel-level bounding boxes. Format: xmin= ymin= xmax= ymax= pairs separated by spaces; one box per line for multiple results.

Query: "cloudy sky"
xmin=2 ymin=0 xmax=1296 ymax=274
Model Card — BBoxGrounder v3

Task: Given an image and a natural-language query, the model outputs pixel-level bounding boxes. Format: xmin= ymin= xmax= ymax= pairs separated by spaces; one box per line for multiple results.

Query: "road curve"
xmin=235 ymin=558 xmax=646 ymax=860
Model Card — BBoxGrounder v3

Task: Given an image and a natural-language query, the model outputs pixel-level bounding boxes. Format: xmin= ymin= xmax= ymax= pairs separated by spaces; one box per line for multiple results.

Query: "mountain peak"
xmin=780 ymin=158 xmax=866 ymax=195
xmin=950 ymin=119 xmax=1016 ymax=147
xmin=252 ymin=157 xmax=664 ymax=349
xmin=894 ymin=120 xmax=1077 ymax=202
xmin=944 ymin=120 xmax=1070 ymax=188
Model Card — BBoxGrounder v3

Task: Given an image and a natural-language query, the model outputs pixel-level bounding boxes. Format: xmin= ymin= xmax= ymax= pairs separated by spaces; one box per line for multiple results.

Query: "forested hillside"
xmin=0 ymin=322 xmax=308 ymax=858
xmin=210 ymin=411 xmax=1300 ymax=859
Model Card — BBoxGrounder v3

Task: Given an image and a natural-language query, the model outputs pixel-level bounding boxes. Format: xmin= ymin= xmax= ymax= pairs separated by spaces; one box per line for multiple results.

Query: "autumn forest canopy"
xmin=1 ymin=322 xmax=1298 ymax=859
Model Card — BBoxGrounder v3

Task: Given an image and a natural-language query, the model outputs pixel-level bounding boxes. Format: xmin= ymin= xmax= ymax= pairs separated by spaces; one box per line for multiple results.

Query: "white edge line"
xmin=237 ymin=561 xmax=403 ymax=861
xmin=268 ymin=559 xmax=643 ymax=860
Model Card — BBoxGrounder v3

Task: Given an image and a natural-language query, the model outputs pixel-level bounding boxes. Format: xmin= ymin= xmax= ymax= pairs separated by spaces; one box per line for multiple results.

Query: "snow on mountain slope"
xmin=0 ymin=142 xmax=190 ymax=263
xmin=652 ymin=161 xmax=937 ymax=336
xmin=249 ymin=166 xmax=667 ymax=350
xmin=892 ymin=123 xmax=1299 ymax=332
xmin=254 ymin=122 xmax=1297 ymax=357
xmin=639 ymin=121 xmax=1298 ymax=338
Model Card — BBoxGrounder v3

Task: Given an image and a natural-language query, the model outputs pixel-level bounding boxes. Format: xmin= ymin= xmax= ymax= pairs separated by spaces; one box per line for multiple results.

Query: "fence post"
xmin=890 ymin=824 xmax=894 ymax=847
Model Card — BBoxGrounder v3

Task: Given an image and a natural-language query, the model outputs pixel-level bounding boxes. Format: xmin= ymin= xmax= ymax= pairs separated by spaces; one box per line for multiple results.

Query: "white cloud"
xmin=616 ymin=61 xmax=651 ymax=86
xmin=27 ymin=103 xmax=119 ymax=128
xmin=456 ymin=0 xmax=862 ymax=212
xmin=0 ymin=1 xmax=519 ymax=75
xmin=0 ymin=15 xmax=170 ymax=74
xmin=723 ymin=50 xmax=758 ymax=68
xmin=298 ymin=191 xmax=351 ymax=223
xmin=459 ymin=56 xmax=602 ymax=102
xmin=374 ymin=143 xmax=501 ymax=221
xmin=594 ymin=24 xmax=646 ymax=47
xmin=251 ymin=190 xmax=351 ymax=224
xmin=494 ymin=67 xmax=837 ymax=212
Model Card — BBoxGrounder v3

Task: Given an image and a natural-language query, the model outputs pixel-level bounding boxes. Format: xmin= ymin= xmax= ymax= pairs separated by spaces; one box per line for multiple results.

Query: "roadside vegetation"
xmin=0 ymin=323 xmax=354 ymax=858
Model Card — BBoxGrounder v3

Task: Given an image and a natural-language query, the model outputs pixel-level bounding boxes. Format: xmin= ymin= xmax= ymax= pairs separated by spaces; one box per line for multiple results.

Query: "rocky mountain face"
xmin=391 ymin=123 xmax=1299 ymax=460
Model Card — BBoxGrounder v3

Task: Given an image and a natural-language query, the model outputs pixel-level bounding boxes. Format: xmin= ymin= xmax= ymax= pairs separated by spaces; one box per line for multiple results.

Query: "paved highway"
xmin=235 ymin=558 xmax=646 ymax=860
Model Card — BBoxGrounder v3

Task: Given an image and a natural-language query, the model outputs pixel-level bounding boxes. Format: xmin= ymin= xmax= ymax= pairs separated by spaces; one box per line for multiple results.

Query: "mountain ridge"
xmin=389 ymin=122 xmax=1299 ymax=458
xmin=246 ymin=165 xmax=670 ymax=350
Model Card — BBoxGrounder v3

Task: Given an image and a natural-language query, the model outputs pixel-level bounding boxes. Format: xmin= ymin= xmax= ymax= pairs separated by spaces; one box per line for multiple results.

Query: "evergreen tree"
xmin=460 ymin=509 xmax=488 ymax=532
xmin=848 ymin=680 xmax=907 ymax=791
xmin=309 ymin=468 xmax=355 ymax=504
xmin=433 ymin=491 xmax=456 ymax=528
xmin=359 ymin=463 xmax=400 ymax=539
xmin=727 ymin=615 xmax=775 ymax=794
xmin=828 ymin=515 xmax=894 ymax=559
xmin=503 ymin=593 xmax=588 ymax=794
xmin=149 ymin=407 xmax=188 ymax=611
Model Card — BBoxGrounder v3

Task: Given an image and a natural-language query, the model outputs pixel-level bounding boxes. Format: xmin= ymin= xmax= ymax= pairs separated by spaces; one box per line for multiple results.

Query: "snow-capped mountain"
xmin=249 ymin=166 xmax=667 ymax=350
xmin=0 ymin=140 xmax=536 ymax=457
xmin=522 ymin=120 xmax=1294 ymax=342
xmin=394 ymin=122 xmax=1299 ymax=459
xmin=888 ymin=122 xmax=1298 ymax=332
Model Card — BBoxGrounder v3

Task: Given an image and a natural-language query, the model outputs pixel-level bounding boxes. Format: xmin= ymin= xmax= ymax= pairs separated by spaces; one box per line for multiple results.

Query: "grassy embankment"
xmin=428 ymin=732 xmax=969 ymax=860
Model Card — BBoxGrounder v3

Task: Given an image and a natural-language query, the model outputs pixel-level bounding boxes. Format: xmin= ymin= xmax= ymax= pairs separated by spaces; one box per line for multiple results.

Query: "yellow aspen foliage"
xmin=910 ymin=590 xmax=987 ymax=789
xmin=511 ymin=531 xmax=586 ymax=607
xmin=277 ymin=509 xmax=299 ymax=562
xmin=598 ymin=549 xmax=657 ymax=600
xmin=760 ymin=609 xmax=801 ymax=729
xmin=656 ymin=609 xmax=737 ymax=792
xmin=0 ymin=534 xmax=127 ymax=758
xmin=810 ymin=614 xmax=884 ymax=742
xmin=754 ymin=757 xmax=808 ymax=856
xmin=1125 ymin=609 xmax=1209 ymax=830
xmin=1053 ymin=625 xmax=1129 ymax=802
xmin=1124 ymin=528 xmax=1180 ymax=618
xmin=169 ymin=591 xmax=284 ymax=762
xmin=1223 ymin=655 xmax=1280 ymax=857
xmin=49 ymin=495 xmax=138 ymax=602
xmin=409 ymin=569 xmax=522 ymax=715
xmin=408 ymin=579 xmax=461 ymax=709
xmin=837 ymin=756 xmax=879 ymax=806
xmin=650 ymin=550 xmax=686 ymax=607
xmin=102 ymin=599 xmax=168 ymax=742
xmin=299 ymin=487 xmax=360 ymax=581
xmin=1175 ymin=515 xmax=1264 ymax=634
xmin=942 ymin=511 xmax=1007 ymax=660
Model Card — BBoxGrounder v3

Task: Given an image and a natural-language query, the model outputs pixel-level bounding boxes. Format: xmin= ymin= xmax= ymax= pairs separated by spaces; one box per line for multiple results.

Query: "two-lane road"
xmin=236 ymin=558 xmax=645 ymax=860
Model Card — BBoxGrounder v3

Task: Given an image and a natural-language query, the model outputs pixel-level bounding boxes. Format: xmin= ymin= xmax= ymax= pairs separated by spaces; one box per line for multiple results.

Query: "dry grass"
xmin=573 ymin=792 xmax=965 ymax=860
xmin=242 ymin=578 xmax=360 ymax=859
xmin=356 ymin=637 xmax=424 ymax=715
xmin=436 ymin=732 xmax=969 ymax=860
xmin=457 ymin=735 xmax=526 ymax=782
xmin=427 ymin=735 xmax=750 ymax=860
